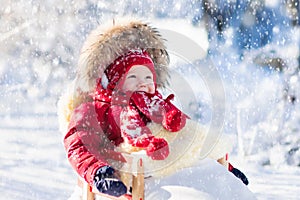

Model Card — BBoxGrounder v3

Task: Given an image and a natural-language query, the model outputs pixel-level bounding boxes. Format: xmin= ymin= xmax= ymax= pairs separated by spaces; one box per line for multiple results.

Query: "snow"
xmin=244 ymin=161 xmax=300 ymax=199
xmin=0 ymin=111 xmax=75 ymax=200
xmin=152 ymin=18 xmax=209 ymax=60
xmin=1 ymin=1 xmax=300 ymax=199
xmin=144 ymin=159 xmax=255 ymax=200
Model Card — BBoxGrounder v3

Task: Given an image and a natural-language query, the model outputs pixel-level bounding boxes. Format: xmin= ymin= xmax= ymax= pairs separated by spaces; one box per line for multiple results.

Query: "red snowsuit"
xmin=64 ymin=87 xmax=187 ymax=185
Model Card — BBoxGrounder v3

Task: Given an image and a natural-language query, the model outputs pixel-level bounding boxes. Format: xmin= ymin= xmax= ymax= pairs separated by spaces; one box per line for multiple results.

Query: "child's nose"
xmin=138 ymin=80 xmax=147 ymax=88
xmin=137 ymin=78 xmax=145 ymax=85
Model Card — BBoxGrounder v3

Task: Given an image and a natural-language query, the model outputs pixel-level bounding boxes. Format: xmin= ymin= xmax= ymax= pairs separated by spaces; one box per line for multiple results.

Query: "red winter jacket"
xmin=63 ymin=89 xmax=187 ymax=185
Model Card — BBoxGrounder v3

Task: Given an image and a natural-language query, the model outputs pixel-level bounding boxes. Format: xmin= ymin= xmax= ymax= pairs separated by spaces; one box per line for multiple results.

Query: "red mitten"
xmin=129 ymin=135 xmax=153 ymax=148
xmin=130 ymin=91 xmax=188 ymax=132
xmin=146 ymin=137 xmax=169 ymax=160
xmin=162 ymin=102 xmax=187 ymax=132
xmin=129 ymin=91 xmax=165 ymax=123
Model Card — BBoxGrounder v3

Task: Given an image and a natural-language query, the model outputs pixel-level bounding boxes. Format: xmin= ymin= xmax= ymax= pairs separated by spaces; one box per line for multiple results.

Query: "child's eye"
xmin=145 ymin=76 xmax=152 ymax=79
xmin=127 ymin=75 xmax=136 ymax=79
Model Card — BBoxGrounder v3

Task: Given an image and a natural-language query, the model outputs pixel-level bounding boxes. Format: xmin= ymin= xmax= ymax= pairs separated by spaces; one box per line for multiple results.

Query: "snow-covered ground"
xmin=0 ymin=103 xmax=76 ymax=200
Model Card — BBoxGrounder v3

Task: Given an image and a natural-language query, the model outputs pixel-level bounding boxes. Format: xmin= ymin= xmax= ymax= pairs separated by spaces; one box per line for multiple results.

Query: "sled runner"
xmin=78 ymin=151 xmax=145 ymax=200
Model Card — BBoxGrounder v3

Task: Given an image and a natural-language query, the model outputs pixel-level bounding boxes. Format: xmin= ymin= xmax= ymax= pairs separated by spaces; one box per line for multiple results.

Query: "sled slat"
xmin=83 ymin=181 xmax=94 ymax=200
xmin=132 ymin=158 xmax=144 ymax=200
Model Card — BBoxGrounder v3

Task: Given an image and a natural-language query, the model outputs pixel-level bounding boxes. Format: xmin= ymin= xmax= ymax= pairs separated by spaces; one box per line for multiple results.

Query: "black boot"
xmin=228 ymin=163 xmax=249 ymax=185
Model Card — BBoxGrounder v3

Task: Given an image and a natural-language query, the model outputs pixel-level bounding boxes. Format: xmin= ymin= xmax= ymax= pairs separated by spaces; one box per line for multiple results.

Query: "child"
xmin=59 ymin=19 xmax=248 ymax=198
xmin=100 ymin=49 xmax=188 ymax=161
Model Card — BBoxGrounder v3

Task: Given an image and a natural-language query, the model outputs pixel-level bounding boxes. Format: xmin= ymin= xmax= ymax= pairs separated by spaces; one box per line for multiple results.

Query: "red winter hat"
xmin=103 ymin=50 xmax=156 ymax=91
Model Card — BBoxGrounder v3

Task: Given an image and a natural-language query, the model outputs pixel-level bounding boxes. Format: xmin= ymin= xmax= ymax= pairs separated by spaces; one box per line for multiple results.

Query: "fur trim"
xmin=111 ymin=120 xmax=232 ymax=178
xmin=57 ymin=89 xmax=73 ymax=134
xmin=140 ymin=120 xmax=209 ymax=177
xmin=76 ymin=18 xmax=170 ymax=93
xmin=57 ymin=81 xmax=93 ymax=134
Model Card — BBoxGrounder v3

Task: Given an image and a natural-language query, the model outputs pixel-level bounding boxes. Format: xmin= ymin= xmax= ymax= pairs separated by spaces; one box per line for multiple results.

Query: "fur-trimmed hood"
xmin=75 ymin=18 xmax=170 ymax=93
xmin=58 ymin=18 xmax=170 ymax=133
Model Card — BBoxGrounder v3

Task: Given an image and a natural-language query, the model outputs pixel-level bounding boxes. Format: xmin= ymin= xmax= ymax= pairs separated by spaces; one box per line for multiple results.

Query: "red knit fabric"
xmin=104 ymin=50 xmax=156 ymax=91
xmin=146 ymin=137 xmax=169 ymax=160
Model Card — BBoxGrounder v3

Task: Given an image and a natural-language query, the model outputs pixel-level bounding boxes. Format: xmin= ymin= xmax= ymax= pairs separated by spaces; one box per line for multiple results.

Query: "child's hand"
xmin=146 ymin=137 xmax=169 ymax=160
xmin=129 ymin=91 xmax=166 ymax=123
xmin=93 ymin=166 xmax=127 ymax=197
xmin=130 ymin=91 xmax=187 ymax=132
xmin=162 ymin=106 xmax=187 ymax=132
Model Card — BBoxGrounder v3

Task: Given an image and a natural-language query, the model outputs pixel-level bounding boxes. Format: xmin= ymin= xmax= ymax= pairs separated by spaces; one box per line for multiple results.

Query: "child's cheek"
xmin=148 ymin=83 xmax=155 ymax=94
xmin=123 ymin=81 xmax=136 ymax=92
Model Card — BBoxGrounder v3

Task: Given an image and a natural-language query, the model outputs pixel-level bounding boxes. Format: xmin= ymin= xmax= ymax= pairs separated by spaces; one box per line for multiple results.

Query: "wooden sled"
xmin=78 ymin=152 xmax=145 ymax=200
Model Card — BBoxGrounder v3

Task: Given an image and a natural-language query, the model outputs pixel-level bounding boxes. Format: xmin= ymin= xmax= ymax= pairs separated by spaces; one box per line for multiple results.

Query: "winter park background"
xmin=1 ymin=0 xmax=300 ymax=199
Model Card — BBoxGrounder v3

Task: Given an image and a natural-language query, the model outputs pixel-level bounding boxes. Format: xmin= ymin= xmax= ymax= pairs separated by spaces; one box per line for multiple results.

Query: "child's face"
xmin=122 ymin=65 xmax=155 ymax=94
